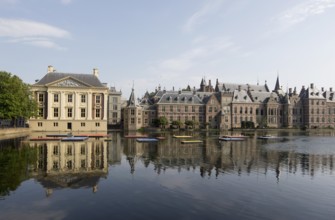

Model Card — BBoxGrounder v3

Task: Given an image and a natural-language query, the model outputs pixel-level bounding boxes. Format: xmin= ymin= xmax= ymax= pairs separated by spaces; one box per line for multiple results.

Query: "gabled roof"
xmin=249 ymin=91 xmax=272 ymax=103
xmin=157 ymin=92 xmax=203 ymax=105
xmin=216 ymin=82 xmax=269 ymax=92
xmin=232 ymin=90 xmax=253 ymax=103
xmin=34 ymin=72 xmax=104 ymax=87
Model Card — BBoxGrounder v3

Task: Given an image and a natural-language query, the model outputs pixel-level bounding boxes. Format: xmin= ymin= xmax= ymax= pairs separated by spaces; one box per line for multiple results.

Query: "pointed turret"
xmin=274 ymin=75 xmax=280 ymax=91
xmin=127 ymin=88 xmax=138 ymax=107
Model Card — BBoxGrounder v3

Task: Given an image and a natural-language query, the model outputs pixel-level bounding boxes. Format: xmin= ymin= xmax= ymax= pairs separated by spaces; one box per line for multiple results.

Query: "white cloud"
xmin=276 ymin=0 xmax=335 ymax=30
xmin=60 ymin=0 xmax=72 ymax=5
xmin=0 ymin=18 xmax=70 ymax=49
xmin=183 ymin=0 xmax=225 ymax=33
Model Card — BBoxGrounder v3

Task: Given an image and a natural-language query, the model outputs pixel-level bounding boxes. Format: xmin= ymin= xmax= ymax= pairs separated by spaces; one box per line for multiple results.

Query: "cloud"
xmin=275 ymin=0 xmax=335 ymax=30
xmin=60 ymin=0 xmax=72 ymax=5
xmin=183 ymin=0 xmax=225 ymax=33
xmin=0 ymin=18 xmax=70 ymax=49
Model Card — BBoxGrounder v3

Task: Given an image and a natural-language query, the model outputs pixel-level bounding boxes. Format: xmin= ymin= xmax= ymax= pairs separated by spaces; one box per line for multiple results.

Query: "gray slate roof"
xmin=157 ymin=92 xmax=203 ymax=105
xmin=217 ymin=82 xmax=269 ymax=93
xmin=34 ymin=72 xmax=104 ymax=87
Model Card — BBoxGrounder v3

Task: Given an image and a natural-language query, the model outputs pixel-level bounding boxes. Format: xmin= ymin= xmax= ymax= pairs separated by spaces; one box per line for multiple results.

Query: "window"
xmin=162 ymin=106 xmax=165 ymax=112
xmin=53 ymin=161 xmax=59 ymax=170
xmin=67 ymin=108 xmax=73 ymax=117
xmin=53 ymin=145 xmax=59 ymax=155
xmin=170 ymin=106 xmax=173 ymax=112
xmin=53 ymin=122 xmax=58 ymax=127
xmin=209 ymin=107 xmax=212 ymax=112
xmin=54 ymin=94 xmax=59 ymax=102
xmin=96 ymin=96 xmax=101 ymax=104
xmin=38 ymin=122 xmax=43 ymax=127
xmin=81 ymin=94 xmax=86 ymax=103
xmin=113 ymin=105 xmax=118 ymax=110
xmin=112 ymin=97 xmax=118 ymax=103
xmin=96 ymin=109 xmax=100 ymax=118
xmin=185 ymin=106 xmax=188 ymax=112
xmin=38 ymin=94 xmax=44 ymax=102
xmin=81 ymin=108 xmax=86 ymax=118
xmin=131 ymin=118 xmax=135 ymax=124
xmin=96 ymin=122 xmax=100 ymax=127
xmin=81 ymin=145 xmax=85 ymax=155
xmin=131 ymin=109 xmax=135 ymax=115
xmin=81 ymin=160 xmax=86 ymax=168
xmin=67 ymin=145 xmax=72 ymax=155
xmin=192 ymin=106 xmax=195 ymax=112
xmin=54 ymin=108 xmax=59 ymax=117
xmin=81 ymin=122 xmax=85 ymax=127
xmin=38 ymin=108 xmax=44 ymax=117
xmin=68 ymin=94 xmax=73 ymax=103
xmin=112 ymin=112 xmax=117 ymax=118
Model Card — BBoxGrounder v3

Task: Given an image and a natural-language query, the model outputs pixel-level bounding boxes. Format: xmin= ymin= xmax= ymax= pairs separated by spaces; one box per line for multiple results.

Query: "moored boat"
xmin=219 ymin=135 xmax=247 ymax=141
xmin=136 ymin=138 xmax=159 ymax=142
xmin=181 ymin=140 xmax=203 ymax=144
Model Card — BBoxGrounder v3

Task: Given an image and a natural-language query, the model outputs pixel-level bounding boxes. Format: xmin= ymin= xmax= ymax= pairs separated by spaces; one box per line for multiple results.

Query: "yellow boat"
xmin=173 ymin=135 xmax=192 ymax=138
xmin=181 ymin=140 xmax=203 ymax=144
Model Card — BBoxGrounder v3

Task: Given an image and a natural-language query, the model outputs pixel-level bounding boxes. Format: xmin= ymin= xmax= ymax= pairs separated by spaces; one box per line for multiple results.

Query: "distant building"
xmin=29 ymin=65 xmax=108 ymax=132
xmin=107 ymin=86 xmax=122 ymax=129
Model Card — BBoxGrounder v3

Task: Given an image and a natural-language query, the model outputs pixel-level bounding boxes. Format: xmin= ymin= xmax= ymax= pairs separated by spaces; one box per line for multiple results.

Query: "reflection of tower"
xmin=127 ymin=156 xmax=135 ymax=174
xmin=93 ymin=185 xmax=98 ymax=193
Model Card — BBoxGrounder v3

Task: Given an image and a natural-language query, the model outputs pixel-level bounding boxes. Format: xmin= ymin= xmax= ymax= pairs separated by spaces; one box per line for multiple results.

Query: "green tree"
xmin=171 ymin=120 xmax=182 ymax=129
xmin=185 ymin=120 xmax=195 ymax=129
xmin=0 ymin=71 xmax=37 ymax=123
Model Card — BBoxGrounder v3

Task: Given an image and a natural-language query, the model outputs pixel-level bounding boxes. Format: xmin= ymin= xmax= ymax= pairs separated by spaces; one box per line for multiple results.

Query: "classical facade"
xmin=30 ymin=66 xmax=108 ymax=132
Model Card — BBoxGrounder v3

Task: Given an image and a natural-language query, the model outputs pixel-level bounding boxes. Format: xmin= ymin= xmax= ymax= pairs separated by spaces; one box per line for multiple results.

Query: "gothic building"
xmin=123 ymin=75 xmax=335 ymax=130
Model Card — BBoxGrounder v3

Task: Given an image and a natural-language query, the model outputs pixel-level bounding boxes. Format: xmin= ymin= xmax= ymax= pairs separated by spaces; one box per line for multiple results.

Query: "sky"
xmin=1 ymin=0 xmax=335 ymax=99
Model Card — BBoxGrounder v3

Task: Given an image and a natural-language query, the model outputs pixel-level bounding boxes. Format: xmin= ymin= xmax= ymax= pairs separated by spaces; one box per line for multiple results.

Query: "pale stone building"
xmin=107 ymin=86 xmax=122 ymax=129
xmin=30 ymin=66 xmax=108 ymax=132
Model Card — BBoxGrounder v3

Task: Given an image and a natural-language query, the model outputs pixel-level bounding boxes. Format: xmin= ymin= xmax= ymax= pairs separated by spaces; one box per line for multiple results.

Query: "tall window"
xmin=68 ymin=94 xmax=73 ymax=103
xmin=38 ymin=108 xmax=44 ymax=117
xmin=67 ymin=108 xmax=73 ymax=117
xmin=81 ymin=94 xmax=86 ymax=103
xmin=112 ymin=97 xmax=117 ymax=103
xmin=54 ymin=108 xmax=59 ymax=117
xmin=96 ymin=95 xmax=101 ymax=104
xmin=81 ymin=108 xmax=86 ymax=118
xmin=96 ymin=109 xmax=100 ymax=118
xmin=54 ymin=94 xmax=59 ymax=102
xmin=38 ymin=94 xmax=44 ymax=102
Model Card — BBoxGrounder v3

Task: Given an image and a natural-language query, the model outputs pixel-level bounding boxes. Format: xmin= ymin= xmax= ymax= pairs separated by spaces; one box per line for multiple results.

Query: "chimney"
xmin=321 ymin=87 xmax=324 ymax=92
xmin=330 ymin=87 xmax=333 ymax=92
xmin=310 ymin=83 xmax=314 ymax=89
xmin=93 ymin=68 xmax=99 ymax=77
xmin=289 ymin=88 xmax=292 ymax=94
xmin=47 ymin=65 xmax=55 ymax=73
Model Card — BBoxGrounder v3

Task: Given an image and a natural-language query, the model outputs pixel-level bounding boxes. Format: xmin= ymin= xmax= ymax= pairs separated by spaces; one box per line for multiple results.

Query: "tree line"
xmin=0 ymin=71 xmax=37 ymax=127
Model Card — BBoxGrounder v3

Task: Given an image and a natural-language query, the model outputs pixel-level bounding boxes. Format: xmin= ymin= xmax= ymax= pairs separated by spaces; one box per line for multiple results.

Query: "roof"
xmin=232 ymin=90 xmax=253 ymax=103
xmin=157 ymin=92 xmax=203 ymax=105
xmin=216 ymin=82 xmax=269 ymax=92
xmin=34 ymin=72 xmax=105 ymax=87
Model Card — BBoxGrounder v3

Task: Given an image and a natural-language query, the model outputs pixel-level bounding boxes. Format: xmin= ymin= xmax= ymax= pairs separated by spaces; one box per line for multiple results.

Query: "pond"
xmin=0 ymin=130 xmax=335 ymax=220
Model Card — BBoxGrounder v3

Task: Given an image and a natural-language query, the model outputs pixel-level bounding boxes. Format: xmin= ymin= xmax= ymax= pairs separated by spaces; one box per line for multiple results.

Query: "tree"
xmin=0 ymin=71 xmax=37 ymax=123
xmin=185 ymin=120 xmax=195 ymax=129
xmin=171 ymin=120 xmax=182 ymax=129
xmin=154 ymin=116 xmax=168 ymax=129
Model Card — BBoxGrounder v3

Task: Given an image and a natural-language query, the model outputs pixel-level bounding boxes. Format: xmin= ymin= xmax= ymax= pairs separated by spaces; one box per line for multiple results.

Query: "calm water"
xmin=1 ymin=130 xmax=335 ymax=220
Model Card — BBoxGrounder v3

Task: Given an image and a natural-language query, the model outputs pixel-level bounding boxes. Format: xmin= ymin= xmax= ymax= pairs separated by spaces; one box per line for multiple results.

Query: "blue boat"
xmin=61 ymin=136 xmax=89 ymax=142
xmin=136 ymin=138 xmax=159 ymax=142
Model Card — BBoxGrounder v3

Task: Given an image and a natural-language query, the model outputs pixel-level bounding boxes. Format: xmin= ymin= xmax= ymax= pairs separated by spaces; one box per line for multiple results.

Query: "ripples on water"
xmin=0 ymin=131 xmax=335 ymax=220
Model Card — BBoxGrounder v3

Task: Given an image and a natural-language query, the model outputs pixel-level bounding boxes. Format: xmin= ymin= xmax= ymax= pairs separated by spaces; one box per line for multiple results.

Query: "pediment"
xmin=48 ymin=77 xmax=90 ymax=87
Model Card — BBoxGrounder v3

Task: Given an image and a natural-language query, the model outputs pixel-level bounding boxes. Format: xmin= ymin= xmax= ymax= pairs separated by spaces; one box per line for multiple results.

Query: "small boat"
xmin=181 ymin=140 xmax=203 ymax=144
xmin=61 ymin=136 xmax=89 ymax=142
xmin=219 ymin=135 xmax=247 ymax=141
xmin=173 ymin=135 xmax=192 ymax=138
xmin=136 ymin=138 xmax=159 ymax=142
xmin=257 ymin=135 xmax=279 ymax=140
xmin=125 ymin=135 xmax=149 ymax=138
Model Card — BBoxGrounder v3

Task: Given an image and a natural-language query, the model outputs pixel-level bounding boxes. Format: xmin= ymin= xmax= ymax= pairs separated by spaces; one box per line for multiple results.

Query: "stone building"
xmin=29 ymin=66 xmax=108 ymax=132
xmin=107 ymin=86 xmax=122 ymax=129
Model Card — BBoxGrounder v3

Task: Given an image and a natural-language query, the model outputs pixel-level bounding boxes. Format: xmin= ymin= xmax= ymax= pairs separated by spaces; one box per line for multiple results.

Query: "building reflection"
xmin=120 ymin=132 xmax=335 ymax=180
xmin=29 ymin=140 xmax=108 ymax=196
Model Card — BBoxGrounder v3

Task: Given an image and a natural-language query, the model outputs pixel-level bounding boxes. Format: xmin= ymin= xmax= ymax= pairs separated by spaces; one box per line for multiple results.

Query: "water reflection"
xmin=28 ymin=140 xmax=108 ymax=196
xmin=1 ymin=131 xmax=335 ymax=195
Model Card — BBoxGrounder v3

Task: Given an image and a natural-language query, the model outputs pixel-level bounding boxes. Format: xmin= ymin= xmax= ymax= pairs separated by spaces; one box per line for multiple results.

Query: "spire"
xmin=274 ymin=74 xmax=280 ymax=91
xmin=127 ymin=87 xmax=137 ymax=107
